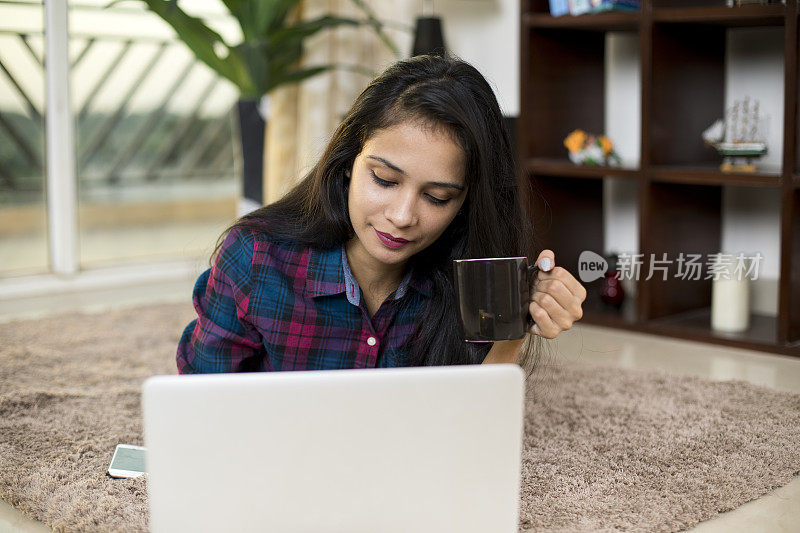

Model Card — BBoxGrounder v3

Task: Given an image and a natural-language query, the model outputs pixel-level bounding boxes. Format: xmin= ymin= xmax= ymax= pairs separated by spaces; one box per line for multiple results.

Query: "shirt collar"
xmin=304 ymin=244 xmax=432 ymax=300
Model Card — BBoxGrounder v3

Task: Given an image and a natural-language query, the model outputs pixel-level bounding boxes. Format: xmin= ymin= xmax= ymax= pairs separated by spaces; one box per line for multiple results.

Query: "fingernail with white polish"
xmin=539 ymin=257 xmax=552 ymax=272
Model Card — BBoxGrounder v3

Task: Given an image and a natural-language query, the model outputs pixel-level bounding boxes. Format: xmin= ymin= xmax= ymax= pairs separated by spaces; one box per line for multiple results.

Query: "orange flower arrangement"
xmin=564 ymin=129 xmax=586 ymax=154
xmin=563 ymin=129 xmax=621 ymax=166
xmin=599 ymin=135 xmax=613 ymax=156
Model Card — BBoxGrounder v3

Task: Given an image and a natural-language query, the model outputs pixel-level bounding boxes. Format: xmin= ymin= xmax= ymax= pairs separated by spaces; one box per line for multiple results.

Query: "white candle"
xmin=711 ymin=255 xmax=750 ymax=333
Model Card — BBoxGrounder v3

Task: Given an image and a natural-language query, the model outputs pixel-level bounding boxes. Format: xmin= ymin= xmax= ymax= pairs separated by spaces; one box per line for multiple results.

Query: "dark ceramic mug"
xmin=453 ymin=257 xmax=539 ymax=342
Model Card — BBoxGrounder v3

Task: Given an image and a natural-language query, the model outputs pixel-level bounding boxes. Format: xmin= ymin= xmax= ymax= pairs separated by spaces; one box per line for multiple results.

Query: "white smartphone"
xmin=108 ymin=444 xmax=147 ymax=479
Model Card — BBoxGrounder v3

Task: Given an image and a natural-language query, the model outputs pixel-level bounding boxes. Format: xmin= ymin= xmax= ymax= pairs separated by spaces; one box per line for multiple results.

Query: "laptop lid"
xmin=143 ymin=364 xmax=525 ymax=533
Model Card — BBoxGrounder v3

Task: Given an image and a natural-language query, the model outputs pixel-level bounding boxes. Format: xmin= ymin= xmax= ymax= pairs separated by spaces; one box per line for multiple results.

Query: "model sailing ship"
xmin=702 ymin=96 xmax=768 ymax=173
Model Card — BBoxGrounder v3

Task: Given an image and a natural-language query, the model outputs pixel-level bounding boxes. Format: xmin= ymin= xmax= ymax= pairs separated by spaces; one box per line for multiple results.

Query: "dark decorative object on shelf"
xmin=601 ymin=253 xmax=625 ymax=309
xmin=412 ymin=1 xmax=446 ymax=56
xmin=412 ymin=17 xmax=446 ymax=56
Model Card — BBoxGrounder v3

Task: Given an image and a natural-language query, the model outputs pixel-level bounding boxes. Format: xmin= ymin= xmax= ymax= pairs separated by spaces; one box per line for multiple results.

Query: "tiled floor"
xmin=1 ymin=292 xmax=798 ymax=532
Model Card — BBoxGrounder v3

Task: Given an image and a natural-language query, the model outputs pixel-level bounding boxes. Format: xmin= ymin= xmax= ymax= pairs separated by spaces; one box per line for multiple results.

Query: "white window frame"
xmin=45 ymin=0 xmax=78 ymax=275
xmin=0 ymin=0 xmax=201 ymax=309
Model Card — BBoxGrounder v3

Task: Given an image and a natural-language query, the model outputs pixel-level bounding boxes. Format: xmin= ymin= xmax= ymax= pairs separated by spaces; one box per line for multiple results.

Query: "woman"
xmin=177 ymin=54 xmax=586 ymax=375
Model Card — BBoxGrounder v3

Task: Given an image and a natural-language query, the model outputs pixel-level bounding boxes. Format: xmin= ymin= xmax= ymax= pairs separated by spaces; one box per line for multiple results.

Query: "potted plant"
xmin=128 ymin=0 xmax=401 ymax=209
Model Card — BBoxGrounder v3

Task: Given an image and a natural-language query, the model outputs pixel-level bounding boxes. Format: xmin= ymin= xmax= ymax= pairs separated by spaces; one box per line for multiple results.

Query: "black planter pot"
xmin=236 ymin=98 xmax=265 ymax=206
xmin=412 ymin=17 xmax=446 ymax=57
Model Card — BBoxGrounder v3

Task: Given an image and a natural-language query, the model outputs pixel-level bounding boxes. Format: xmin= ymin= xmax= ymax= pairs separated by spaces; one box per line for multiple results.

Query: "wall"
xmin=436 ymin=0 xmax=520 ymax=116
xmin=362 ymin=0 xmax=521 ymax=114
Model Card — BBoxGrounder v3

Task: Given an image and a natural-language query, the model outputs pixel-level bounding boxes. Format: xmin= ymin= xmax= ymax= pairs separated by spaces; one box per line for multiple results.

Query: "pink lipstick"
xmin=375 ymin=229 xmax=409 ymax=249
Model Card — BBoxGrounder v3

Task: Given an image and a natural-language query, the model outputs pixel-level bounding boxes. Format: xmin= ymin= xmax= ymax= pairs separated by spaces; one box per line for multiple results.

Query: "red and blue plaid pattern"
xmin=177 ymin=228 xmax=433 ymax=373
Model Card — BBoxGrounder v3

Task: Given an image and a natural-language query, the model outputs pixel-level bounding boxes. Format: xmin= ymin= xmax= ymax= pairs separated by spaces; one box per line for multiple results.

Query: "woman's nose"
xmin=385 ymin=191 xmax=418 ymax=228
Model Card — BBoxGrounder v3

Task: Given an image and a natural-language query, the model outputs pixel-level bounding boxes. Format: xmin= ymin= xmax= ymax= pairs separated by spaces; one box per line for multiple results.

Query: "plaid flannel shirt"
xmin=177 ymin=228 xmax=433 ymax=373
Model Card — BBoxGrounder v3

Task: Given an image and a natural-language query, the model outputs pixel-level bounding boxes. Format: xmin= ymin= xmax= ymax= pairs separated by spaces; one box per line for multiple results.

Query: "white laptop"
xmin=142 ymin=364 xmax=525 ymax=533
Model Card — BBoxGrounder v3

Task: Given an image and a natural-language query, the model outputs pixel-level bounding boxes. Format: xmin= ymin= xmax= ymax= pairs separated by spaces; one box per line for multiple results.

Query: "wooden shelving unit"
xmin=519 ymin=0 xmax=800 ymax=356
xmin=524 ymin=157 xmax=641 ymax=179
xmin=649 ymin=166 xmax=782 ymax=187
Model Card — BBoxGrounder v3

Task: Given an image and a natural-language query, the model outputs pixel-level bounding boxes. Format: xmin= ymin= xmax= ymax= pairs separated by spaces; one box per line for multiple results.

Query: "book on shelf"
xmin=570 ymin=0 xmax=592 ymax=15
xmin=548 ymin=0 xmax=570 ymax=16
xmin=549 ymin=0 xmax=640 ymax=16
xmin=590 ymin=0 xmax=640 ymax=12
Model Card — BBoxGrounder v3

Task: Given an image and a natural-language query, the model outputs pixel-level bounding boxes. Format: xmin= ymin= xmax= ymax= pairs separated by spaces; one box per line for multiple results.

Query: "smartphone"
xmin=108 ymin=444 xmax=147 ymax=479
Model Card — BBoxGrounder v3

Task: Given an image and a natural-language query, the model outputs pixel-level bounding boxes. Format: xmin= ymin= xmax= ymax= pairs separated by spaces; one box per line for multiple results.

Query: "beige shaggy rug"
xmin=0 ymin=303 xmax=799 ymax=532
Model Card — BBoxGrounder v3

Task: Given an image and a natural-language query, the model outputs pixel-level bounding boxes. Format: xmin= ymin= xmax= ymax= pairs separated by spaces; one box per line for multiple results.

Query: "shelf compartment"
xmin=581 ymin=284 xmax=638 ymax=326
xmin=642 ymin=182 xmax=722 ymax=320
xmin=652 ymin=4 xmax=786 ymax=27
xmin=522 ymin=28 xmax=638 ymax=161
xmin=650 ymin=166 xmax=782 ymax=187
xmin=649 ymin=23 xmax=785 ymax=170
xmin=524 ymin=158 xmax=641 ymax=179
xmin=650 ymin=23 xmax=727 ymax=168
xmin=528 ymin=175 xmax=605 ymax=281
xmin=524 ymin=0 xmax=559 ymax=14
xmin=524 ymin=12 xmax=640 ymax=31
xmin=645 ymin=308 xmax=784 ymax=352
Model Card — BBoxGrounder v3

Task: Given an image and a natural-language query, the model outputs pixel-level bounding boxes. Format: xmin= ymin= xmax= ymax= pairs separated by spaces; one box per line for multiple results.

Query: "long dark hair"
xmin=216 ymin=54 xmax=543 ymax=373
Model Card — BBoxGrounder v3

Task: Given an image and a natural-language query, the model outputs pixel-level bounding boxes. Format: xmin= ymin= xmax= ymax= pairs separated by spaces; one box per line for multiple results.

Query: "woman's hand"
xmin=529 ymin=250 xmax=586 ymax=339
xmin=483 ymin=250 xmax=587 ymax=364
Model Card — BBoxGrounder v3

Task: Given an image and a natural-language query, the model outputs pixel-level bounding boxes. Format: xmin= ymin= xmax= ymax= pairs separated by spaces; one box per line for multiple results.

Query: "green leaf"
xmin=261 ymin=15 xmax=364 ymax=94
xmin=259 ymin=0 xmax=304 ymax=35
xmin=266 ymin=62 xmax=375 ymax=93
xmin=269 ymin=15 xmax=361 ymax=47
xmin=267 ymin=65 xmax=331 ymax=93
xmin=134 ymin=0 xmax=402 ymax=97
xmin=139 ymin=0 xmax=252 ymax=93
xmin=231 ymin=41 xmax=270 ymax=97
xmin=347 ymin=0 xmax=401 ymax=59
xmin=218 ymin=0 xmax=252 ymax=39
xmin=264 ymin=43 xmax=304 ymax=91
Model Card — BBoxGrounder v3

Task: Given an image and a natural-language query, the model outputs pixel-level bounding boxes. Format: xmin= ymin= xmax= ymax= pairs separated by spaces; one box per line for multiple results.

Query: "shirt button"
xmin=367 ymin=336 xmax=377 ymax=346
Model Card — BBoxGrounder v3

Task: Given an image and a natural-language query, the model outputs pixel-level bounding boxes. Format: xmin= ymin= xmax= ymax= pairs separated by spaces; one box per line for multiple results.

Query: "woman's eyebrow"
xmin=367 ymin=155 xmax=466 ymax=191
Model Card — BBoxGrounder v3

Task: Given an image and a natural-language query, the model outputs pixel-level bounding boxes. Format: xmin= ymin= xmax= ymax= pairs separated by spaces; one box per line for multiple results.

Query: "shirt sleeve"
xmin=177 ymin=227 xmax=266 ymax=373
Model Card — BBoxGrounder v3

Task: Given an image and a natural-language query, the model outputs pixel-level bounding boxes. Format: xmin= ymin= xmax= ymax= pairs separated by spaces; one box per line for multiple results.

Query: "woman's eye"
xmin=371 ymin=172 xmax=395 ymax=187
xmin=426 ymin=195 xmax=449 ymax=206
xmin=371 ymin=170 xmax=450 ymax=207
